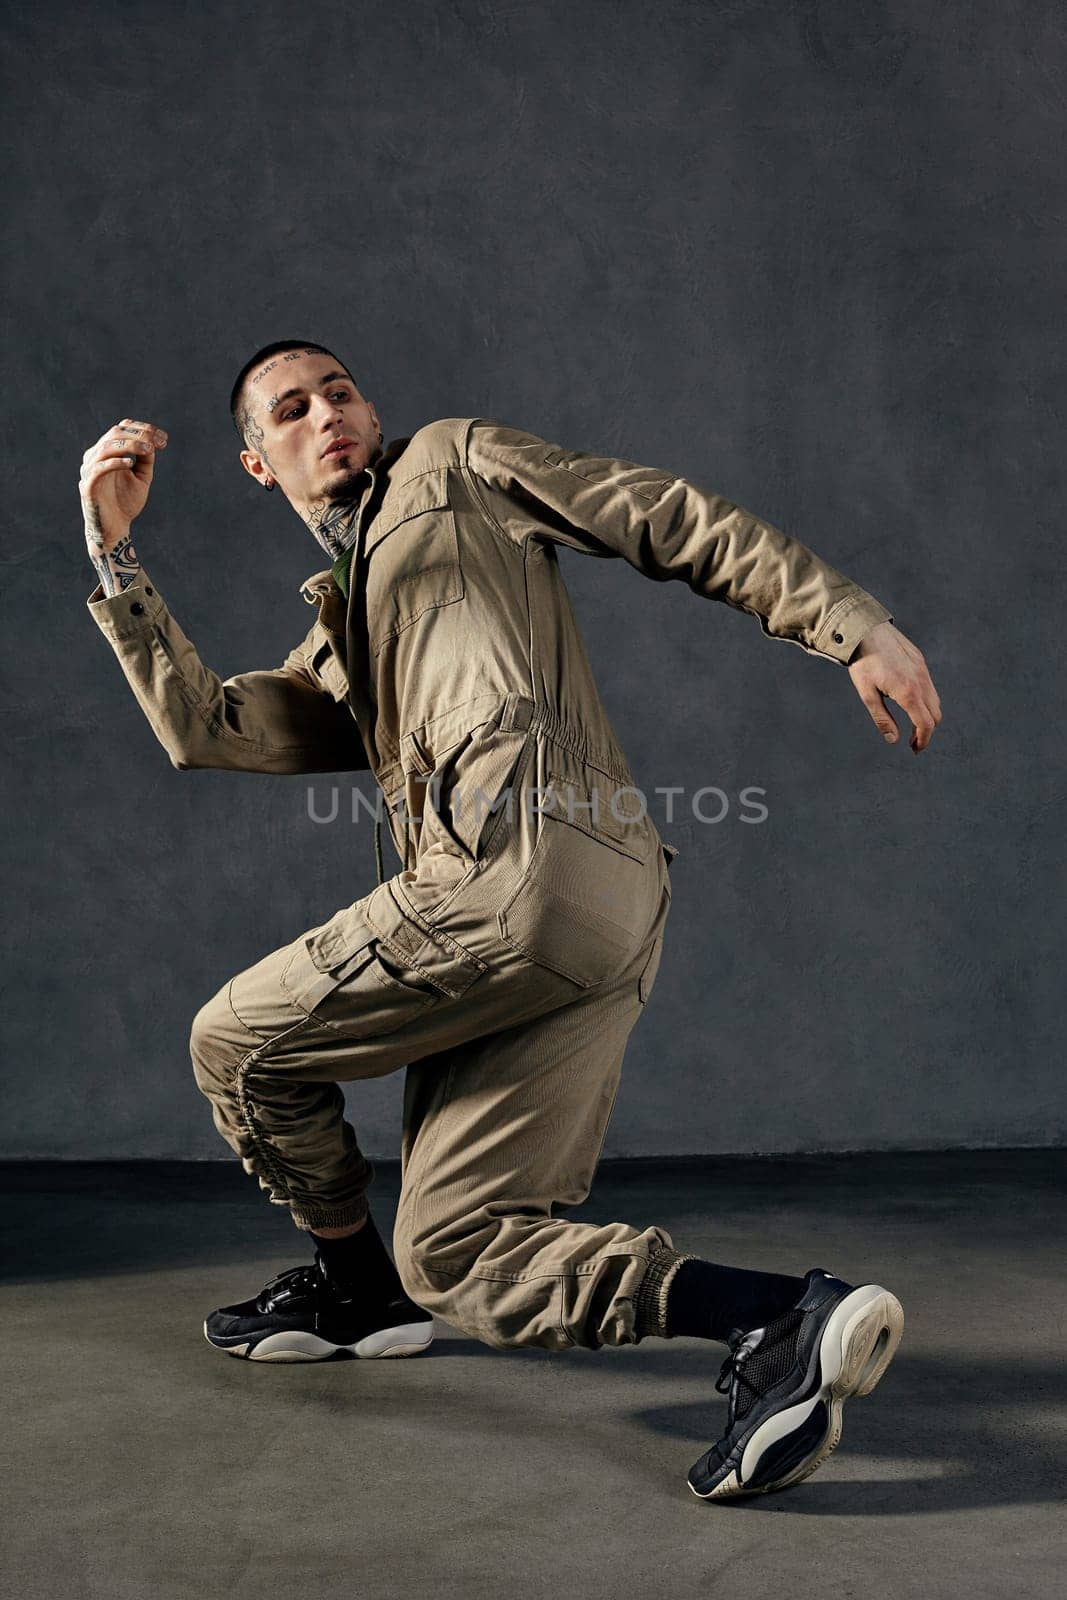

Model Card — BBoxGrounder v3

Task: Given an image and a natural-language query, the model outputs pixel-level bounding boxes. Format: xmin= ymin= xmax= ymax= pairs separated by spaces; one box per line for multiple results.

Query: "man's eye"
xmin=281 ymin=391 xmax=347 ymax=420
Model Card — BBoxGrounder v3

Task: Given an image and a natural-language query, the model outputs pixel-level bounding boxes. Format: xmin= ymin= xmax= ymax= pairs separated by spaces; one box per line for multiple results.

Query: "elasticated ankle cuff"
xmin=633 ymin=1248 xmax=700 ymax=1340
xmin=289 ymin=1198 xmax=370 ymax=1232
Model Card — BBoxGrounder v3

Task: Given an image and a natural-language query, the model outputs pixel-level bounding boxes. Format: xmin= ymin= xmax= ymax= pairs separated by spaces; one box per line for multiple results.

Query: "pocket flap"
xmin=365 ymin=468 xmax=452 ymax=556
xmin=399 ymin=693 xmax=508 ymax=778
xmin=307 ymin=906 xmax=376 ymax=972
xmin=362 ymin=882 xmax=488 ymax=998
xmin=541 ymin=771 xmax=651 ymax=863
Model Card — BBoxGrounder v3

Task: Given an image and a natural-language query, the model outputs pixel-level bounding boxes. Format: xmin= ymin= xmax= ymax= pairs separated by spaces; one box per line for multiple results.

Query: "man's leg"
xmin=390 ymin=880 xmax=903 ymax=1499
xmin=186 ymin=879 xmax=604 ymax=1358
xmin=188 ymin=913 xmax=439 ymax=1358
xmin=190 ymin=973 xmax=376 ymax=1235
xmin=188 ymin=881 xmax=595 ymax=1233
xmin=389 ymin=877 xmax=805 ymax=1350
xmin=392 ymin=879 xmax=688 ymax=1350
xmin=189 ymin=837 xmax=902 ymax=1492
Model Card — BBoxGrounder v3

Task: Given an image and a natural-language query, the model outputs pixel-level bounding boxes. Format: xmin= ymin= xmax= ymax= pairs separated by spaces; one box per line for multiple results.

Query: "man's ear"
xmin=240 ymin=448 xmax=271 ymax=487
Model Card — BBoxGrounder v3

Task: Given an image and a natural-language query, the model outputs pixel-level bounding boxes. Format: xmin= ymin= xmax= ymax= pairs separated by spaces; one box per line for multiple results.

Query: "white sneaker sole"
xmin=690 ymin=1284 xmax=904 ymax=1500
xmin=205 ymin=1319 xmax=435 ymax=1362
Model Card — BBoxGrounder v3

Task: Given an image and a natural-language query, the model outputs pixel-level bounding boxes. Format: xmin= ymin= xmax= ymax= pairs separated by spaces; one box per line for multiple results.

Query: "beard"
xmin=322 ymin=464 xmax=367 ymax=500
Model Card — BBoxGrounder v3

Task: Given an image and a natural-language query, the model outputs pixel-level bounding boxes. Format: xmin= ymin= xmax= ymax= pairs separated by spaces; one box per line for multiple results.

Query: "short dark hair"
xmin=229 ymin=339 xmax=354 ymax=442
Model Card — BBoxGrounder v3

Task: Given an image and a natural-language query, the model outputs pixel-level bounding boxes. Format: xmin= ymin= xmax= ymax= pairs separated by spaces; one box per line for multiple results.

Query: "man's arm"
xmin=463 ymin=418 xmax=891 ymax=664
xmin=463 ymin=418 xmax=942 ymax=752
xmin=87 ymin=567 xmax=370 ymax=775
xmin=80 ymin=414 xmax=369 ymax=775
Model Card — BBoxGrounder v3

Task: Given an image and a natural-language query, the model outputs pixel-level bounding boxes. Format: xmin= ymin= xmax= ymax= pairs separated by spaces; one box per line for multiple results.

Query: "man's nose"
xmin=312 ymin=395 xmax=344 ymax=427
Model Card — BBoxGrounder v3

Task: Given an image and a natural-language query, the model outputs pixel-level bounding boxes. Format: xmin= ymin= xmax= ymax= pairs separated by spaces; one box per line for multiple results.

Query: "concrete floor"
xmin=2 ymin=1151 xmax=1064 ymax=1600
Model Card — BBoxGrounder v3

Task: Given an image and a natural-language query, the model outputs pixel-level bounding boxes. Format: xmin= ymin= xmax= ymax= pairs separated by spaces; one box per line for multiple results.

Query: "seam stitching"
xmin=413 ymin=1251 xmax=661 ymax=1287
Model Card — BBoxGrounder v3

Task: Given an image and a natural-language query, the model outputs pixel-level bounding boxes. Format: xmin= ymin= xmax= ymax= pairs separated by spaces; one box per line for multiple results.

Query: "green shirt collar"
xmin=331 ymin=542 xmax=355 ymax=599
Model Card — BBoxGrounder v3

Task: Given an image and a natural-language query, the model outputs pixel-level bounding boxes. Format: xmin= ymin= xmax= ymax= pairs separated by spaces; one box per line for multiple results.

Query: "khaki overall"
xmin=87 ymin=417 xmax=892 ymax=1349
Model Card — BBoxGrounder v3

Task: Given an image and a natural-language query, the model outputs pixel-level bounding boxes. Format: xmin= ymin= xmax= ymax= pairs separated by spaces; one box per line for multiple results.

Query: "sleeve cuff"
xmin=86 ymin=567 xmax=167 ymax=639
xmin=813 ymin=592 xmax=894 ymax=665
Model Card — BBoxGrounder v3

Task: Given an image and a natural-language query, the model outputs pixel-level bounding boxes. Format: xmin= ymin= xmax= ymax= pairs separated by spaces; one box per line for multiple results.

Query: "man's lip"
xmin=322 ymin=438 xmax=356 ymax=458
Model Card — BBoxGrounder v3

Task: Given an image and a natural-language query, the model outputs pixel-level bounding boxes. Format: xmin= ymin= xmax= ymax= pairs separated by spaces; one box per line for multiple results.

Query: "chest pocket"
xmin=367 ymin=475 xmax=465 ymax=657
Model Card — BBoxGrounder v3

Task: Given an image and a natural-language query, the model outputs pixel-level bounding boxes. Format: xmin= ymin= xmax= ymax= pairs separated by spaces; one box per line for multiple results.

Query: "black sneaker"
xmin=687 ymin=1267 xmax=904 ymax=1500
xmin=203 ymin=1253 xmax=435 ymax=1362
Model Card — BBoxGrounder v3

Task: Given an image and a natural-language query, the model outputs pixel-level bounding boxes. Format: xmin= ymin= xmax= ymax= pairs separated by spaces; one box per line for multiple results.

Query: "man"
xmin=81 ymin=339 xmax=940 ymax=1500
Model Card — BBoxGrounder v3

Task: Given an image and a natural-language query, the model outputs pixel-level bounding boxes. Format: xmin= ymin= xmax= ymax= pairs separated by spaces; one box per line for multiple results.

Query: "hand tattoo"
xmin=85 ymin=501 xmax=106 ymax=553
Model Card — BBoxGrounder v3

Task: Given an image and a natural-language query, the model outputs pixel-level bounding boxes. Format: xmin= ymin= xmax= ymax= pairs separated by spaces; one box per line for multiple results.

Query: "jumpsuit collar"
xmin=299 ymin=434 xmax=412 ymax=605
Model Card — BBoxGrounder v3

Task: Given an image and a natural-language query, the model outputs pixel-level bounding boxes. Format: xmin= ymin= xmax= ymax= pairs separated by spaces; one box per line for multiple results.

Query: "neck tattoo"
xmin=304 ymin=497 xmax=363 ymax=561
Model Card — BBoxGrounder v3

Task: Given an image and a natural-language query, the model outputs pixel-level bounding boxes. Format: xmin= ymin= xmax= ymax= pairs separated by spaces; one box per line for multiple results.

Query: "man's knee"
xmin=391 ymin=1220 xmax=432 ymax=1306
xmin=394 ymin=1246 xmax=506 ymax=1346
xmin=189 ymin=987 xmax=240 ymax=1097
xmin=391 ymin=1215 xmax=563 ymax=1351
xmin=391 ymin=1215 xmax=466 ymax=1316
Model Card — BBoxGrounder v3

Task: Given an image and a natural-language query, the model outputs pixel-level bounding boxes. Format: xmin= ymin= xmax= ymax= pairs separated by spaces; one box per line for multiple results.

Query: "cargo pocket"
xmin=497 ymin=772 xmax=658 ymax=988
xmin=399 ymin=693 xmax=527 ymax=868
xmin=280 ymin=904 xmax=440 ymax=1037
xmin=393 ymin=696 xmax=534 ymax=921
xmin=280 ymin=881 xmax=487 ymax=1038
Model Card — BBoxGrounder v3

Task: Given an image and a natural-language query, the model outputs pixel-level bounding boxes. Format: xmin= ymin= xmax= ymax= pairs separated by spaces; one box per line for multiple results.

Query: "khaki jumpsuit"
xmin=86 ymin=418 xmax=893 ymax=1351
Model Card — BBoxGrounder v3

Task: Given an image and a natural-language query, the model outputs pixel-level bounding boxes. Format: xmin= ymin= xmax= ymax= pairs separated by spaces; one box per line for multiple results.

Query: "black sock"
xmin=665 ymin=1259 xmax=807 ymax=1342
xmin=310 ymin=1213 xmax=403 ymax=1296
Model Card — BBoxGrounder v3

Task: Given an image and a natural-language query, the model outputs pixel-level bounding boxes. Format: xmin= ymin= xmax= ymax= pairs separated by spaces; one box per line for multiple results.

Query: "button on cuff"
xmin=85 ymin=567 xmax=165 ymax=637
xmin=814 ymin=594 xmax=893 ymax=664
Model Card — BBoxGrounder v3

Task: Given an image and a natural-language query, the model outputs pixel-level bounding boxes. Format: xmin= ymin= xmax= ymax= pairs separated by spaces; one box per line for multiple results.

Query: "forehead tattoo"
xmin=249 ymin=346 xmax=328 ymax=387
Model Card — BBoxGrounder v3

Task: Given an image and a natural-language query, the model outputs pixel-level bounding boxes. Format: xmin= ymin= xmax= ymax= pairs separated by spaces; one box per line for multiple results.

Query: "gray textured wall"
xmin=4 ymin=0 xmax=1063 ymax=1158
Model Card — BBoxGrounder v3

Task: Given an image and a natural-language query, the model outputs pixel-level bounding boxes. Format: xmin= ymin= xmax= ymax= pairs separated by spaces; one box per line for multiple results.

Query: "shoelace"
xmin=256 ymin=1262 xmax=320 ymax=1311
xmin=714 ymin=1326 xmax=766 ymax=1407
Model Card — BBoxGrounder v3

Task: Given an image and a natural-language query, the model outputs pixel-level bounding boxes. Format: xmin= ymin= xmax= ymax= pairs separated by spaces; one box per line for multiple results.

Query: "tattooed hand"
xmin=81 ymin=418 xmax=168 ymax=595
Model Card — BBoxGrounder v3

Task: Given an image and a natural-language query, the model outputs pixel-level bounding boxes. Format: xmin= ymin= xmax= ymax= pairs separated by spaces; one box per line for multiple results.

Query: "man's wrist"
xmin=847 ymin=616 xmax=896 ymax=666
xmin=87 ymin=529 xmax=141 ymax=597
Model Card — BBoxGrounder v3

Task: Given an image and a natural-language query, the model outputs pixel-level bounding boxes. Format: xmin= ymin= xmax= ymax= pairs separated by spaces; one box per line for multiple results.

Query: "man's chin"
xmin=319 ymin=462 xmax=367 ymax=498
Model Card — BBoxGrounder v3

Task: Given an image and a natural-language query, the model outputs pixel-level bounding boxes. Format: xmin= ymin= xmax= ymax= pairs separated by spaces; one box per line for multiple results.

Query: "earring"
xmin=377 ymin=429 xmax=383 ymax=444
xmin=263 ymin=479 xmax=274 ymax=492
